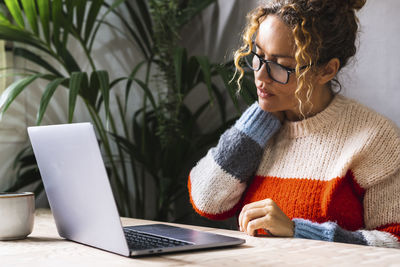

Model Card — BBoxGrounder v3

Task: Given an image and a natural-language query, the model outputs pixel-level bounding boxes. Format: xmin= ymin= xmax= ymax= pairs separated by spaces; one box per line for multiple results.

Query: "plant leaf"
xmin=75 ymin=0 xmax=87 ymax=35
xmin=0 ymin=12 xmax=12 ymax=25
xmin=96 ymin=70 xmax=110 ymax=123
xmin=0 ymin=74 xmax=42 ymax=119
xmin=33 ymin=181 xmax=44 ymax=197
xmin=135 ymin=0 xmax=153 ymax=37
xmin=51 ymin=0 xmax=62 ymax=45
xmin=215 ymin=64 xmax=240 ymax=111
xmin=177 ymin=0 xmax=217 ymax=28
xmin=0 ymin=25 xmax=48 ymax=54
xmin=174 ymin=47 xmax=185 ymax=96
xmin=124 ymin=60 xmax=146 ymax=107
xmin=211 ymin=83 xmax=226 ymax=124
xmin=240 ymin=74 xmax=258 ymax=105
xmin=4 ymin=167 xmax=41 ymax=192
xmin=84 ymin=71 xmax=99 ymax=108
xmin=62 ymin=0 xmax=74 ymax=48
xmin=61 ymin=48 xmax=81 ymax=73
xmin=133 ymin=78 xmax=156 ymax=109
xmin=21 ymin=0 xmax=38 ymax=35
xmin=88 ymin=0 xmax=125 ymax=52
xmin=36 ymin=77 xmax=67 ymax=125
xmin=13 ymin=47 xmax=63 ymax=77
xmin=195 ymin=55 xmax=213 ymax=102
xmin=107 ymin=5 xmax=149 ymax=59
xmin=185 ymin=56 xmax=200 ymax=93
xmin=84 ymin=0 xmax=104 ymax=44
xmin=124 ymin=1 xmax=151 ymax=54
xmin=68 ymin=72 xmax=85 ymax=123
xmin=4 ymin=0 xmax=24 ymax=28
xmin=37 ymin=0 xmax=50 ymax=43
xmin=12 ymin=145 xmax=32 ymax=169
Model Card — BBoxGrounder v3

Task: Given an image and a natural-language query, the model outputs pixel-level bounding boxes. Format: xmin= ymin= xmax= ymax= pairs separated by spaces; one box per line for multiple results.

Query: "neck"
xmin=285 ymin=86 xmax=333 ymax=122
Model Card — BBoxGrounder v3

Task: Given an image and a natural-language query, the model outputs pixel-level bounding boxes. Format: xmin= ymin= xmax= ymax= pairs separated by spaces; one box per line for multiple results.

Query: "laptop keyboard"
xmin=123 ymin=228 xmax=192 ymax=251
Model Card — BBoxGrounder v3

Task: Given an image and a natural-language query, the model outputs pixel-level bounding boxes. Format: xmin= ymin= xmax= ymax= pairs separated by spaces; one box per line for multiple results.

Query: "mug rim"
xmin=0 ymin=192 xmax=34 ymax=198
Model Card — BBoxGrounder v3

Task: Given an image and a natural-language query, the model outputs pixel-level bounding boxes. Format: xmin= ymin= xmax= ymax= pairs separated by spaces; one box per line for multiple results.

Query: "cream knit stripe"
xmin=364 ymin=171 xmax=400 ymax=229
xmin=351 ymin=112 xmax=400 ymax=188
xmin=257 ymin=95 xmax=352 ymax=180
xmin=256 ymin=95 xmax=400 ymax=185
xmin=359 ymin=230 xmax=400 ymax=248
xmin=189 ymin=150 xmax=246 ymax=215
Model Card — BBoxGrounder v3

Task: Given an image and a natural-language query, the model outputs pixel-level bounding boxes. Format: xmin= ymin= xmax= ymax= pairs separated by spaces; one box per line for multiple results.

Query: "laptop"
xmin=27 ymin=122 xmax=245 ymax=257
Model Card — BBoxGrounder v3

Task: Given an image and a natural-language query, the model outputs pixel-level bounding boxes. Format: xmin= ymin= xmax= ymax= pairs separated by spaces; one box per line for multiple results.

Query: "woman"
xmin=188 ymin=0 xmax=400 ymax=248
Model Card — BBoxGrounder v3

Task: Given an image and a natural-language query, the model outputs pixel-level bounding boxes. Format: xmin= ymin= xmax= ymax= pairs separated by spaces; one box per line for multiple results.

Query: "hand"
xmin=238 ymin=198 xmax=294 ymax=237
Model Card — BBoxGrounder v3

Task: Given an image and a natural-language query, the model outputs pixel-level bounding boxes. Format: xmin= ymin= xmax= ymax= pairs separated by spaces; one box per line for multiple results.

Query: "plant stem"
xmin=70 ymin=27 xmax=97 ymax=72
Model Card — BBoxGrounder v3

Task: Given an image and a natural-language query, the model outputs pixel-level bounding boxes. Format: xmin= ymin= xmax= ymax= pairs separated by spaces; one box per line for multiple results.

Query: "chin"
xmin=258 ymin=98 xmax=277 ymax=112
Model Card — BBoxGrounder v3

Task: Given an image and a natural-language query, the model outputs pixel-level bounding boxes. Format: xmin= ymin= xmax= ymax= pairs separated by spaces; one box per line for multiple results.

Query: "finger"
xmin=240 ymin=207 xmax=271 ymax=234
xmin=247 ymin=215 xmax=270 ymax=236
xmin=241 ymin=199 xmax=274 ymax=213
xmin=239 ymin=199 xmax=274 ymax=231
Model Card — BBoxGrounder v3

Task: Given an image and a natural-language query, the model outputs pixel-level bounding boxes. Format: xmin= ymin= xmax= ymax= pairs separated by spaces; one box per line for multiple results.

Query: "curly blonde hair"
xmin=234 ymin=0 xmax=366 ymax=117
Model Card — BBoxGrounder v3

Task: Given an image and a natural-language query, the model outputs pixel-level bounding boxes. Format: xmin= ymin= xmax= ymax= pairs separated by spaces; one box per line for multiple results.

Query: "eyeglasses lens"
xmin=269 ymin=62 xmax=288 ymax=84
xmin=245 ymin=53 xmax=288 ymax=84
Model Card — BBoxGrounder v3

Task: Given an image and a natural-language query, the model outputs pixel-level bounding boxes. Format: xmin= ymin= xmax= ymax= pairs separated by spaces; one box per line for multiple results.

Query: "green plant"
xmin=0 ymin=0 xmax=257 ymax=221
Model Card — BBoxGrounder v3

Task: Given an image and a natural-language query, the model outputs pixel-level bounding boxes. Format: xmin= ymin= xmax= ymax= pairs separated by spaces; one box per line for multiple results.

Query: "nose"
xmin=254 ymin=63 xmax=273 ymax=84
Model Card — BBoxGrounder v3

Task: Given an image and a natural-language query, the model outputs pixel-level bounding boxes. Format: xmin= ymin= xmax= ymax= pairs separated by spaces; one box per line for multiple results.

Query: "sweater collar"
xmin=280 ymin=94 xmax=347 ymax=138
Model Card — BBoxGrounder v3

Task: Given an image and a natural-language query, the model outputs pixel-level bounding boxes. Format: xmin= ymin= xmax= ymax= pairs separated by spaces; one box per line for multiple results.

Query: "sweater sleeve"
xmin=188 ymin=102 xmax=281 ymax=220
xmin=293 ymin=176 xmax=400 ymax=248
xmin=292 ymin=172 xmax=400 ymax=248
xmin=293 ymin=117 xmax=400 ymax=249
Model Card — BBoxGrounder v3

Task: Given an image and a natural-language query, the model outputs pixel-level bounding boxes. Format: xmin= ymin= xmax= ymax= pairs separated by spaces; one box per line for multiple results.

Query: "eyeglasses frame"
xmin=246 ymin=50 xmax=309 ymax=85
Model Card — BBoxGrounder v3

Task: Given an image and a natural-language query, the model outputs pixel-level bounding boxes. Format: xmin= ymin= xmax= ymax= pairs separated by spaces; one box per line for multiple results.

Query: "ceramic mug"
xmin=0 ymin=192 xmax=35 ymax=240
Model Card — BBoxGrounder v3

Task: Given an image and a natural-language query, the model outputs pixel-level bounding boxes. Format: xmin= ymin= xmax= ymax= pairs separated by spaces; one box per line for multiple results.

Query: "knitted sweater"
xmin=188 ymin=94 xmax=400 ymax=248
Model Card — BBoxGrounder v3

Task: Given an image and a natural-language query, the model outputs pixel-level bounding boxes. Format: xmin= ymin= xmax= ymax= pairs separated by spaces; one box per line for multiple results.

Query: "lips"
xmin=257 ymin=87 xmax=274 ymax=98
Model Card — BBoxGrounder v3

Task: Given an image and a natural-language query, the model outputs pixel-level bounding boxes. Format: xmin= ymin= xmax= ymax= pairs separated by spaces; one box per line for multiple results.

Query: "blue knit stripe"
xmin=211 ymin=128 xmax=264 ymax=183
xmin=293 ymin=218 xmax=368 ymax=245
xmin=293 ymin=218 xmax=336 ymax=241
xmin=234 ymin=102 xmax=281 ymax=147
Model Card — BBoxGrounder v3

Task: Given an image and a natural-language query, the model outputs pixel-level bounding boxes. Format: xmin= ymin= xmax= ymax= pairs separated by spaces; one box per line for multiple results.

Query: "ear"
xmin=316 ymin=58 xmax=340 ymax=85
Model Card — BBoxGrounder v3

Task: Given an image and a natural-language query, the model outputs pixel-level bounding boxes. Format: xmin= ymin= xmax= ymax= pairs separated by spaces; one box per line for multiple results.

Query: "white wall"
xmin=341 ymin=0 xmax=400 ymax=126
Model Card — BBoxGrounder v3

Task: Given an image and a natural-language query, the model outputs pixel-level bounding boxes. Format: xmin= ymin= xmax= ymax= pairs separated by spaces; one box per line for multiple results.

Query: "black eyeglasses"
xmin=244 ymin=50 xmax=308 ymax=84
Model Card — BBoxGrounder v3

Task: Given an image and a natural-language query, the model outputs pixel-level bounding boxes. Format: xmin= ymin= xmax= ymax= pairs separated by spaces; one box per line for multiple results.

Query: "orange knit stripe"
xmin=376 ymin=223 xmax=400 ymax=242
xmin=243 ymin=170 xmax=365 ymax=231
xmin=187 ymin=175 xmax=241 ymax=220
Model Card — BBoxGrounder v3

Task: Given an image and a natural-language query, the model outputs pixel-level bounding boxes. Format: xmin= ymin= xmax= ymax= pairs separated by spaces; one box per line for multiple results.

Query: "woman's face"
xmin=254 ymin=15 xmax=302 ymax=114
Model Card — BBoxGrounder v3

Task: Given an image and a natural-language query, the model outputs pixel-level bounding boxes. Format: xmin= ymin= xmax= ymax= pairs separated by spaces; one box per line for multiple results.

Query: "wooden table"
xmin=2 ymin=209 xmax=400 ymax=266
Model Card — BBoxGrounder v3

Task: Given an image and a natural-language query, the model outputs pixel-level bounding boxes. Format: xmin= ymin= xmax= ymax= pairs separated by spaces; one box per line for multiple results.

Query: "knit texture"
xmin=188 ymin=94 xmax=400 ymax=248
xmin=188 ymin=102 xmax=281 ymax=219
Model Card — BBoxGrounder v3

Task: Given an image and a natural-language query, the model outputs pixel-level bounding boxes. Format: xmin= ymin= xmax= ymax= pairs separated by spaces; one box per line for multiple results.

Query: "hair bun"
xmin=348 ymin=0 xmax=366 ymax=11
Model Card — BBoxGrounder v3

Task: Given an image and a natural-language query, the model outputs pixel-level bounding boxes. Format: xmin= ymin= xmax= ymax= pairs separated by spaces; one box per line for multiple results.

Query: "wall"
xmin=341 ymin=0 xmax=400 ymax=126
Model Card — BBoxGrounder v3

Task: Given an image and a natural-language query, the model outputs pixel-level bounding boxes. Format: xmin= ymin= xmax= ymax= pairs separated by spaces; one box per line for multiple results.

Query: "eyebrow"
xmin=255 ymin=43 xmax=294 ymax=59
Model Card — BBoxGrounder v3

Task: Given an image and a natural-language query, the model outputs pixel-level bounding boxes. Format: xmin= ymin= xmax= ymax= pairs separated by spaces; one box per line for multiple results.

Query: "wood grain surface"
xmin=1 ymin=209 xmax=400 ymax=266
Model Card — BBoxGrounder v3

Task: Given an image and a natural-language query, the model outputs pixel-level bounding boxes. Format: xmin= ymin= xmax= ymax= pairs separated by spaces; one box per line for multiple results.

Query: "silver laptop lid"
xmin=28 ymin=123 xmax=130 ymax=256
